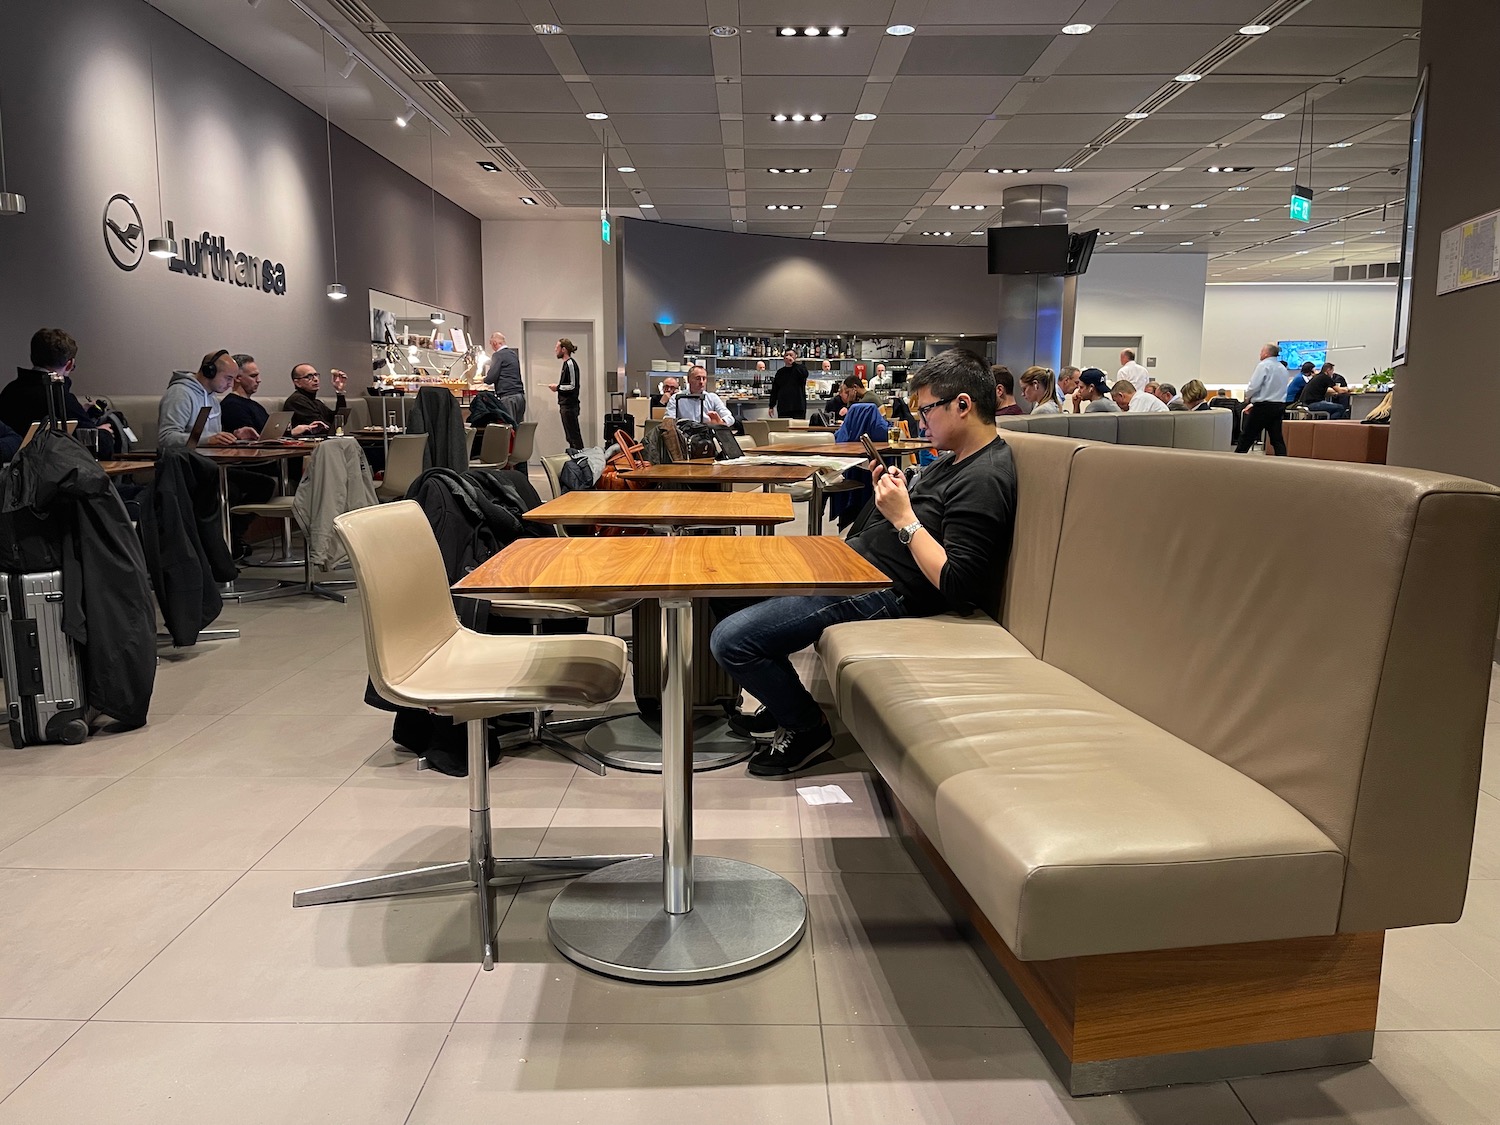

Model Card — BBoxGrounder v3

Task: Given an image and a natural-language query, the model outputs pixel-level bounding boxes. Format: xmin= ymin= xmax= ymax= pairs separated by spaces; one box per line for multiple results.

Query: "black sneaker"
xmin=747 ymin=722 xmax=834 ymax=778
xmin=725 ymin=706 xmax=779 ymax=740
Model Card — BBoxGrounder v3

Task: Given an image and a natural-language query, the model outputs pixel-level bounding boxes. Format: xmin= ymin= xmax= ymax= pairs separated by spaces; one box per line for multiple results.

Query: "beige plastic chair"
xmin=473 ymin=423 xmax=513 ymax=467
xmin=743 ymin=418 xmax=771 ymax=447
xmin=292 ymin=502 xmax=646 ymax=968
xmin=507 ymin=420 xmax=539 ymax=467
xmin=375 ymin=433 xmax=426 ymax=501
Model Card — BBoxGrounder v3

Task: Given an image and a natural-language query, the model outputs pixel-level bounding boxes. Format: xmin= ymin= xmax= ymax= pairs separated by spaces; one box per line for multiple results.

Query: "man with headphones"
xmin=710 ymin=348 xmax=1017 ymax=778
xmin=158 ymin=349 xmax=272 ymax=558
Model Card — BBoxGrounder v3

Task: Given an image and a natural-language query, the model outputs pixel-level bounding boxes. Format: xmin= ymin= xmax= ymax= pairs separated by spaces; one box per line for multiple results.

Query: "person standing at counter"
xmin=484 ymin=331 xmax=525 ymax=424
xmin=768 ymin=349 xmax=808 ymax=419
xmin=547 ymin=337 xmax=584 ymax=450
xmin=282 ymin=364 xmax=347 ymax=430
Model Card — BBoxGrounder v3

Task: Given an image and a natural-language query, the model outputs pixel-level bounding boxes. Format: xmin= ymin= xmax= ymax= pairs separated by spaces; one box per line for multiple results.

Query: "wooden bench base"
xmin=888 ymin=794 xmax=1383 ymax=1096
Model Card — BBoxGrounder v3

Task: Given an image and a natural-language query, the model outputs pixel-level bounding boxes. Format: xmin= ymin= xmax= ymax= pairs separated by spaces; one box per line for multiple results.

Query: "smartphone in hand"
xmin=860 ymin=433 xmax=882 ymax=466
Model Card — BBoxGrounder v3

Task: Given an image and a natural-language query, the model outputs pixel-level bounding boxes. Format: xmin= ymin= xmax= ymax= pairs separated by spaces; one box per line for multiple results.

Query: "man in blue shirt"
xmin=664 ymin=365 xmax=735 ymax=427
xmin=1284 ymin=361 xmax=1313 ymax=404
xmin=1235 ymin=343 xmax=1292 ymax=455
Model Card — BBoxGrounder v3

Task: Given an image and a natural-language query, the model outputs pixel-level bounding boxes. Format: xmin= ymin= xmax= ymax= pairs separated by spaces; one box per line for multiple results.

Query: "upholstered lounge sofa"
xmin=103 ymin=394 xmax=373 ymax=452
xmin=998 ymin=407 xmax=1232 ymax=449
xmin=817 ymin=431 xmax=1500 ymax=1094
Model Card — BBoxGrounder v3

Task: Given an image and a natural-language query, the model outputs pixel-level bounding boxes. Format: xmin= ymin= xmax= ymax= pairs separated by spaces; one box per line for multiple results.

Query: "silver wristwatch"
xmin=898 ymin=520 xmax=922 ymax=545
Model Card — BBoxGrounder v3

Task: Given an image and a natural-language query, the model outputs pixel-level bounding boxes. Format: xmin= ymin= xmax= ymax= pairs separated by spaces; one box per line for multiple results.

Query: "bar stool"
xmin=292 ymin=501 xmax=647 ymax=968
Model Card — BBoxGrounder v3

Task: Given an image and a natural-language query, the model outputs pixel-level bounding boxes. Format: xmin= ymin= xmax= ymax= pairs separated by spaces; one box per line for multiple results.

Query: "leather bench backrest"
xmin=996 ymin=432 xmax=1089 ymax=657
xmin=1115 ymin=412 xmax=1176 ymax=446
xmin=1065 ymin=413 xmax=1117 ymax=443
xmin=1041 ymin=444 xmax=1500 ymax=931
xmin=1172 ymin=408 xmax=1231 ymax=450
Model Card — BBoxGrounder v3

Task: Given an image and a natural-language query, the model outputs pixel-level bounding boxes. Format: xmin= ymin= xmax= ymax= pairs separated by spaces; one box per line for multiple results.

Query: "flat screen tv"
xmin=1065 ymin=229 xmax=1098 ymax=276
xmin=1279 ymin=340 xmax=1328 ymax=369
xmin=987 ymin=226 xmax=1070 ymax=275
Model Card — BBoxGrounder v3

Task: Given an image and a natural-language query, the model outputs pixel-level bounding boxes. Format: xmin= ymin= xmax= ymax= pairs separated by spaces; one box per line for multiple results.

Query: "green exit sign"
xmin=1289 ymin=185 xmax=1312 ymax=222
xmin=601 ymin=209 xmax=611 ymax=244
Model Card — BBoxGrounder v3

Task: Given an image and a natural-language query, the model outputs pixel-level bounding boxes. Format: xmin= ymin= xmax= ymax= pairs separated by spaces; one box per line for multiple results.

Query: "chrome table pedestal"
xmin=547 ymin=598 xmax=806 ymax=982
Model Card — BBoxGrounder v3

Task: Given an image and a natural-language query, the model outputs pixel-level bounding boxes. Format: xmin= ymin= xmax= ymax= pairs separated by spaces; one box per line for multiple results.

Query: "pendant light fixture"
xmin=0 ymin=76 xmax=24 ymax=215
xmin=145 ymin=41 xmax=176 ymax=257
xmin=319 ymin=33 xmax=346 ymax=300
xmin=427 ymin=127 xmax=444 ymax=325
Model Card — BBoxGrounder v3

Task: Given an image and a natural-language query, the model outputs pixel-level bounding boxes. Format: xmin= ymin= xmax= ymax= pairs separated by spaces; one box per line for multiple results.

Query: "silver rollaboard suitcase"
xmin=0 ymin=570 xmax=89 ymax=747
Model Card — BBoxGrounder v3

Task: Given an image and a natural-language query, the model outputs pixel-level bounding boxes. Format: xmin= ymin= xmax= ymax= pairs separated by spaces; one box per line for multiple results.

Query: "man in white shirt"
xmin=1234 ymin=342 xmax=1291 ymax=455
xmin=1117 ymin=349 xmax=1151 ymax=386
xmin=665 ymin=364 xmax=735 ymax=427
xmin=1117 ymin=378 xmax=1168 ymax=413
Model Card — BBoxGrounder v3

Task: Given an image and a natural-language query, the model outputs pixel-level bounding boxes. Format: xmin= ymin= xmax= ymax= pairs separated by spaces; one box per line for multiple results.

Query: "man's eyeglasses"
xmin=917 ymin=396 xmax=956 ymax=423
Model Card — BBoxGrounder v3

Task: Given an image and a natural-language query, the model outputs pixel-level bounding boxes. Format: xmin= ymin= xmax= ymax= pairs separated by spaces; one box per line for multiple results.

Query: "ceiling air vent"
xmin=490 ymin=148 xmax=523 ymax=172
xmin=418 ymin=80 xmax=466 ymax=117
xmin=326 ymin=0 xmax=379 ymax=26
xmin=457 ymin=117 xmax=499 ymax=147
xmin=367 ymin=32 xmax=428 ymax=77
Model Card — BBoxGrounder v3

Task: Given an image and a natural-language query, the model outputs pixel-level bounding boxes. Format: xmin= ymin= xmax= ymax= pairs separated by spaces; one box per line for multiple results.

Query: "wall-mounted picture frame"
xmin=1392 ymin=66 xmax=1428 ymax=367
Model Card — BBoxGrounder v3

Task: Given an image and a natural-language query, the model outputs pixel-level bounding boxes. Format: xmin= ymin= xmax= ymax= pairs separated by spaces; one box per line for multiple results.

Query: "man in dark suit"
xmin=768 ymin=348 xmax=808 ymax=420
xmin=485 ymin=331 xmax=525 ymax=424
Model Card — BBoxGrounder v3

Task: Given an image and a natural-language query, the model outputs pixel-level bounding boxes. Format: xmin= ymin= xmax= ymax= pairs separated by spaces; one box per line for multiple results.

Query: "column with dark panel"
xmin=993 ymin=184 xmax=1072 ymax=373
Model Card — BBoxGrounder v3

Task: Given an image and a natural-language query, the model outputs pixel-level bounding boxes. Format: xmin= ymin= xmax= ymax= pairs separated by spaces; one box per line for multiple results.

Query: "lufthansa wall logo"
xmin=103 ymin=194 xmax=145 ymax=272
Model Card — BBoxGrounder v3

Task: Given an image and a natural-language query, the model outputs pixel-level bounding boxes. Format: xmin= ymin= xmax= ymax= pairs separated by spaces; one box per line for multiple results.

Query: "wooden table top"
xmin=456 ymin=535 xmax=891 ymax=600
xmin=197 ymin=445 xmax=313 ymax=462
xmin=619 ymin=462 xmax=814 ymax=485
xmin=745 ymin=440 xmax=930 ymax=458
xmin=526 ymin=491 xmax=794 ymax=526
xmin=99 ymin=460 xmax=155 ymax=477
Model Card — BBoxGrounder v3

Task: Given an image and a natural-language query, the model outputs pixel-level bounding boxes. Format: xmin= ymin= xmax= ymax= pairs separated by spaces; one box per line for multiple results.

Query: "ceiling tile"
xmin=1096 ymin=0 xmax=1266 ymax=21
xmin=745 ymin=147 xmax=844 ymax=168
xmin=991 ymin=114 xmax=1121 ymax=144
xmin=898 ymin=36 xmax=1052 ymax=76
xmin=1217 ymin=29 xmax=1410 ymax=75
xmin=506 ymin=143 xmax=608 ymax=167
xmin=965 ymin=144 xmax=1079 ymax=169
xmin=619 ymin=144 xmax=729 ymax=167
xmin=439 ymin=75 xmax=578 ymax=113
xmin=745 ymin=169 xmax=835 ymax=190
xmin=610 ymin=114 xmax=725 ymax=145
xmin=739 ymin=33 xmax=883 ymax=76
xmin=593 ymin=76 xmax=721 ymax=114
xmin=367 ymin=0 xmax=529 ymax=21
xmin=847 ymin=169 xmax=941 ymax=190
xmin=1313 ymin=77 xmax=1418 ymax=115
xmin=921 ymin=0 xmax=1073 ymax=21
xmin=881 ymin=76 xmax=1019 ymax=115
xmin=570 ymin=35 xmax=714 ymax=75
xmin=1119 ymin=114 xmax=1250 ymax=144
xmin=739 ymin=0 xmax=893 ymax=24
xmin=740 ymin=75 xmax=869 ymax=114
xmin=839 ymin=189 xmax=926 ymax=205
xmin=1172 ymin=79 xmax=1315 ymax=116
xmin=742 ymin=116 xmax=851 ymax=145
xmin=529 ymin=167 xmax=622 ymax=188
xmin=1282 ymin=0 xmax=1420 ymax=27
xmin=867 ymin=114 xmax=989 ymax=145
xmin=1022 ymin=76 xmax=1165 ymax=115
xmin=475 ymin=112 xmax=599 ymax=144
xmin=399 ymin=31 xmax=558 ymax=74
xmin=856 ymin=145 xmax=964 ymax=168
xmin=1054 ymin=27 xmax=1232 ymax=77
xmin=1084 ymin=145 xmax=1204 ymax=170
xmin=649 ymin=188 xmax=733 ymax=205
xmin=552 ymin=0 xmax=711 ymax=24
xmin=637 ymin=167 xmax=730 ymax=189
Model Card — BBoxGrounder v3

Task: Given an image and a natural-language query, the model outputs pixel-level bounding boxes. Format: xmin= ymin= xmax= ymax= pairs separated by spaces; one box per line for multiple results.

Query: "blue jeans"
xmin=710 ymin=590 xmax=907 ymax=733
xmin=1308 ymin=401 xmax=1350 ymax=420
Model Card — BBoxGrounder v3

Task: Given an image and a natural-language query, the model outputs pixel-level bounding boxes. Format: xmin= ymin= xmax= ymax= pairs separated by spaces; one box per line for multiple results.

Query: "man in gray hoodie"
xmin=158 ymin=349 xmax=259 ymax=449
xmin=158 ymin=349 xmax=271 ymax=559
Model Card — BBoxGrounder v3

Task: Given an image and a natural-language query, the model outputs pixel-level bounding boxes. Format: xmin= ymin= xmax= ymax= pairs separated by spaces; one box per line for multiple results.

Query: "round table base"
xmin=220 ymin=578 xmax=283 ymax=600
xmin=583 ymin=714 xmax=751 ymax=773
xmin=548 ymin=856 xmax=806 ymax=983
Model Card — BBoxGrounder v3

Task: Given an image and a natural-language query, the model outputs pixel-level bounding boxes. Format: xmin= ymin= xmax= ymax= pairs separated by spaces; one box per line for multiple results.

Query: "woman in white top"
xmin=1020 ymin=366 xmax=1060 ymax=415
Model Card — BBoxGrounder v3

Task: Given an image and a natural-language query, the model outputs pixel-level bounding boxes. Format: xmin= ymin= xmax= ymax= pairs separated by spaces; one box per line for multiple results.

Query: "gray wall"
xmin=618 ymin=218 xmax=996 ymax=375
xmin=0 ymin=0 xmax=481 ymax=398
xmin=1386 ymin=4 xmax=1500 ymax=486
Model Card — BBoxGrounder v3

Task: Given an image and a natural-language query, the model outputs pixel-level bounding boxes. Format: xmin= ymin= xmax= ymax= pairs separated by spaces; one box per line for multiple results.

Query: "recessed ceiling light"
xmin=1246 ymin=217 xmax=1261 ymax=222
xmin=1191 ymin=202 xmax=1208 ymax=208
xmin=1125 ymin=111 xmax=1150 ymax=120
xmin=1295 ymin=250 xmax=1310 ymax=255
xmin=1180 ymin=241 xmax=1195 ymax=245
xmin=804 ymin=26 xmax=821 ymax=36
xmin=1332 ymin=240 xmax=1345 ymax=245
xmin=841 ymin=167 xmax=853 ymax=173
xmin=710 ymin=25 xmax=739 ymax=37
xmin=617 ymin=165 xmax=635 ymax=173
xmin=1133 ymin=203 xmax=1171 ymax=210
xmin=1061 ymin=23 xmax=1093 ymax=34
xmin=823 ymin=203 xmax=837 ymax=208
xmin=808 ymin=114 xmax=824 ymax=122
xmin=519 ymin=197 xmax=538 ymax=205
xmin=855 ymin=112 xmax=877 ymax=121
xmin=477 ymin=161 xmax=500 ymax=172
xmin=1261 ymin=112 xmax=1286 ymax=120
xmin=779 ymin=26 xmax=797 ymax=36
xmin=947 ymin=204 xmax=985 ymax=210
xmin=1229 ymin=185 xmax=1250 ymax=191
xmin=886 ymin=24 xmax=915 ymax=36
xmin=1329 ymin=141 xmax=1353 ymax=148
xmin=1054 ymin=166 xmax=1073 ymax=173
xmin=534 ymin=23 xmax=562 ymax=34
xmin=790 ymin=113 xmax=805 ymax=122
xmin=1276 ymin=165 xmax=1295 ymax=172
xmin=1105 ymin=241 xmax=1118 ymax=246
xmin=640 ymin=203 xmax=654 ymax=208
xmin=1240 ymin=24 xmax=1272 ymax=34
xmin=1130 ymin=231 xmax=1144 ymax=235
xmin=773 ymin=114 xmax=788 ymax=122
xmin=986 ymin=168 xmax=999 ymax=174
xmin=766 ymin=204 xmax=804 ymax=210
xmin=585 ymin=112 xmax=609 ymax=120
xmin=1330 ymin=184 xmax=1350 ymax=191
xmin=1371 ymin=229 xmax=1386 ymax=234
xmin=812 ymin=230 xmax=826 ymax=235
xmin=1100 ymin=231 xmax=1115 ymax=236
xmin=1175 ymin=73 xmax=1202 ymax=82
xmin=828 ymin=27 xmax=845 ymax=37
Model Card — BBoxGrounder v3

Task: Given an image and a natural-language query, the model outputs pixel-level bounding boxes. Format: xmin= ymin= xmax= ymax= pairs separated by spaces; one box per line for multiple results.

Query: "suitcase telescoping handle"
xmin=609 ymin=391 xmax=625 ymax=411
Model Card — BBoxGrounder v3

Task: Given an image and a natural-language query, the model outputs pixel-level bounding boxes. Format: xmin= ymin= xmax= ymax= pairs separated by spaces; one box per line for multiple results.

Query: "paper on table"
xmin=796 ymin=784 xmax=853 ymax=806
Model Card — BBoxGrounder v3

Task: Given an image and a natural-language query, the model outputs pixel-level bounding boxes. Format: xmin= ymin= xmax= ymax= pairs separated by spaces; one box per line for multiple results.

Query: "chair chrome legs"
xmin=293 ymin=718 xmax=647 ymax=968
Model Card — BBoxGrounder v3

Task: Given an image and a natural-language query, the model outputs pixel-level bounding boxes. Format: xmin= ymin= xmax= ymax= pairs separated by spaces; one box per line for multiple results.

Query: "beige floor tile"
xmin=537 ymin=823 xmax=804 ymax=873
xmin=0 ymin=1021 xmax=449 ymax=1125
xmin=808 ymin=871 xmax=1021 ymax=1028
xmin=823 ymin=1025 xmax=1254 ymax=1125
xmin=230 ymin=668 xmax=386 ymax=716
xmin=0 ymin=777 xmax=338 ymax=870
xmin=1482 ymin=725 xmax=1498 ymax=799
xmin=253 ymin=772 xmax=560 ymax=870
xmin=457 ymin=871 xmax=820 ymax=1026
xmin=1443 ymin=878 xmax=1500 ymax=968
xmin=1378 ymin=921 xmax=1500 ymax=1030
xmin=551 ymin=772 xmax=803 ymax=841
xmin=0 ymin=869 xmax=238 ymax=1019
xmin=130 ymin=711 xmax=392 ymax=779
xmin=1231 ymin=1031 xmax=1500 ymax=1125
xmin=360 ymin=740 xmax=579 ymax=781
xmin=0 ymin=713 xmax=217 ymax=777
xmin=1470 ymin=792 xmax=1500 ymax=879
xmin=144 ymin=661 xmax=300 ymax=715
xmin=96 ymin=869 xmax=488 ymax=1023
xmin=155 ymin=628 xmax=348 ymax=673
xmin=0 ymin=1021 xmax=81 ymax=1102
xmin=318 ymin=638 xmax=379 ymax=672
xmin=0 ymin=776 xmax=118 ymax=850
xmin=796 ymin=771 xmax=917 ymax=875
xmin=406 ymin=1022 xmax=832 ymax=1125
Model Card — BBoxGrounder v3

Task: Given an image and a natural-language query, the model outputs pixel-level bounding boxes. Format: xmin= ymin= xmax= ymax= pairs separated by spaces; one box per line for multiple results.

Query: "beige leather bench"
xmin=999 ymin=408 xmax=1232 ymax=450
xmin=106 ymin=394 xmax=371 ymax=452
xmin=818 ymin=431 xmax=1500 ymax=1094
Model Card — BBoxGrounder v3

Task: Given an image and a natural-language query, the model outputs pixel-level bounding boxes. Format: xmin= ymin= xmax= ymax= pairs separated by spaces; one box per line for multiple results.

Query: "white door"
xmin=523 ymin=320 xmax=595 ymax=462
xmin=1080 ymin=334 xmax=1142 ymax=376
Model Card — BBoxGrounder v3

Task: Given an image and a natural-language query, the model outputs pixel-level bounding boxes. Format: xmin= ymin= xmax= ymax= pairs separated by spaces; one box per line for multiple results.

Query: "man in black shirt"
xmin=768 ymin=349 xmax=808 ymax=419
xmin=1 ymin=328 xmax=116 ymax=455
xmin=226 ymin=355 xmax=326 ymax=437
xmin=1300 ymin=364 xmax=1350 ymax=419
xmin=711 ymin=349 xmax=1016 ymax=778
xmin=282 ymin=364 xmax=348 ymax=430
xmin=547 ymin=337 xmax=583 ymax=450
